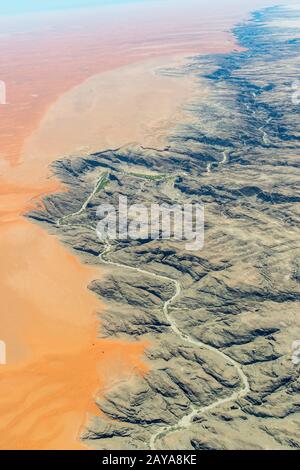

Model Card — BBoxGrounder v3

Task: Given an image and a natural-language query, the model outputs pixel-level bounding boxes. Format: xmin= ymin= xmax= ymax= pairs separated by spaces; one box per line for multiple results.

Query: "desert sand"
xmin=21 ymin=56 xmax=199 ymax=165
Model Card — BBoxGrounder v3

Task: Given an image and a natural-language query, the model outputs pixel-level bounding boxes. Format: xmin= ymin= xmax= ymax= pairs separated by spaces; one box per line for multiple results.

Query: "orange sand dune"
xmin=0 ymin=0 xmax=275 ymax=451
xmin=0 ymin=217 xmax=149 ymax=450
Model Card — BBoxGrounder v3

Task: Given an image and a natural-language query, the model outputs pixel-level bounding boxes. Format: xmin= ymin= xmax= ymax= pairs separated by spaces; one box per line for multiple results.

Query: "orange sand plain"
xmin=22 ymin=56 xmax=200 ymax=165
xmin=0 ymin=0 xmax=268 ymax=450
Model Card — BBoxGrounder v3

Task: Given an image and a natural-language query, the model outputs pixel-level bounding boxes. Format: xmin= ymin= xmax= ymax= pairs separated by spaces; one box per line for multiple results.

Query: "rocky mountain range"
xmin=28 ymin=5 xmax=300 ymax=450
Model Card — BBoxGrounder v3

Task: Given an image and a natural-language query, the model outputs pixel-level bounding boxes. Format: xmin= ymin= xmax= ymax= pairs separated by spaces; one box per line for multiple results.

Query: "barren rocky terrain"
xmin=29 ymin=5 xmax=300 ymax=450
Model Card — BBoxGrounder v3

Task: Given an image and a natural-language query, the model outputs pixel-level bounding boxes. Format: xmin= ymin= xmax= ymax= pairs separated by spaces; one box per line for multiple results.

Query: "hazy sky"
xmin=1 ymin=0 xmax=299 ymax=16
xmin=0 ymin=0 xmax=148 ymax=15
